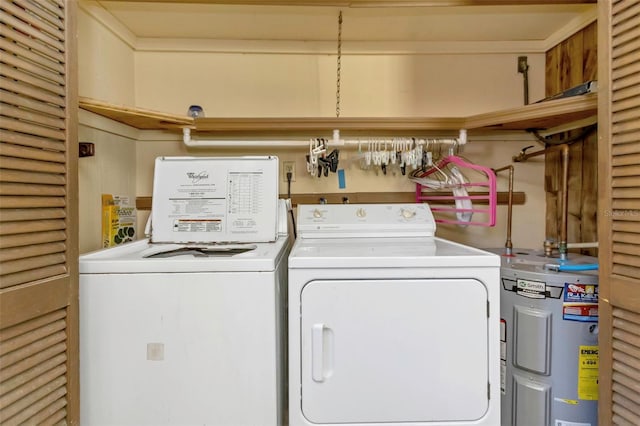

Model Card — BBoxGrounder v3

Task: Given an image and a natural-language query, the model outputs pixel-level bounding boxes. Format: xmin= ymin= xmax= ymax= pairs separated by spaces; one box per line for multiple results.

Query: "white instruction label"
xmin=556 ymin=421 xmax=590 ymax=426
xmin=228 ymin=172 xmax=264 ymax=215
xmin=150 ymin=157 xmax=278 ymax=243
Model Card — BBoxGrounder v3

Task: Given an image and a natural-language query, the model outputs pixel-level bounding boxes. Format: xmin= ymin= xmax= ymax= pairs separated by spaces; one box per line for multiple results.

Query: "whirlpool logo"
xmin=187 ymin=171 xmax=209 ymax=183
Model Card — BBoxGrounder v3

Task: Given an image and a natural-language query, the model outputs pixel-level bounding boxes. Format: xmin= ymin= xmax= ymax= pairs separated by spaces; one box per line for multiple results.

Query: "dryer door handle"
xmin=312 ymin=323 xmax=333 ymax=382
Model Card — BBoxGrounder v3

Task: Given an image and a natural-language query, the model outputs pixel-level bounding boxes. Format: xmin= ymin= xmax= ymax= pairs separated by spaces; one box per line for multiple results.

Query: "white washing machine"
xmin=80 ymin=156 xmax=290 ymax=426
xmin=288 ymin=204 xmax=501 ymax=426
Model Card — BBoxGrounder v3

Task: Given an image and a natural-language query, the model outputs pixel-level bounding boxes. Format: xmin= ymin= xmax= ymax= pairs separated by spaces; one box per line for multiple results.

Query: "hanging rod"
xmin=182 ymin=128 xmax=467 ymax=148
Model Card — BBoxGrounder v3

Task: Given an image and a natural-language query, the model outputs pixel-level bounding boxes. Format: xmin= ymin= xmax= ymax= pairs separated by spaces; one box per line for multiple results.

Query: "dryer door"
xmin=300 ymin=279 xmax=489 ymax=424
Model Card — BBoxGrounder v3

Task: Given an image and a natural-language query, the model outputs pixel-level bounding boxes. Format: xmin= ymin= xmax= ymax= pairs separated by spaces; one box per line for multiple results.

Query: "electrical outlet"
xmin=283 ymin=161 xmax=296 ymax=182
xmin=517 ymin=56 xmax=528 ymax=73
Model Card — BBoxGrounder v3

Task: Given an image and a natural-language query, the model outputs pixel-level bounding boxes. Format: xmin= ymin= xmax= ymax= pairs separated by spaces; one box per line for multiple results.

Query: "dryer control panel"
xmin=297 ymin=203 xmax=436 ymax=238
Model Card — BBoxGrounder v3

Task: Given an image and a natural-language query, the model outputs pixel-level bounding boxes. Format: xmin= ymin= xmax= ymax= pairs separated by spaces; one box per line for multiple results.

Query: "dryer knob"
xmin=313 ymin=209 xmax=323 ymax=219
xmin=356 ymin=208 xmax=367 ymax=218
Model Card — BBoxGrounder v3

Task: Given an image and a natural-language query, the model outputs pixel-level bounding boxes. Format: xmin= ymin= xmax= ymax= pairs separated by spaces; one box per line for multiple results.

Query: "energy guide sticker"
xmin=577 ymin=345 xmax=598 ymax=401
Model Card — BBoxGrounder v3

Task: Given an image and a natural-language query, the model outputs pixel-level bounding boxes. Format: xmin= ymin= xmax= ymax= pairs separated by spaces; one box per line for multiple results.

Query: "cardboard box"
xmin=102 ymin=194 xmax=136 ymax=247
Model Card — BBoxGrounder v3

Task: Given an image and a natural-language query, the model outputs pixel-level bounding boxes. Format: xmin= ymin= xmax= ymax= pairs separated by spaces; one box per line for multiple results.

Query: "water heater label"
xmin=516 ymin=278 xmax=546 ymax=299
xmin=563 ymin=284 xmax=598 ymax=322
xmin=564 ymin=283 xmax=598 ymax=303
xmin=577 ymin=346 xmax=599 ymax=400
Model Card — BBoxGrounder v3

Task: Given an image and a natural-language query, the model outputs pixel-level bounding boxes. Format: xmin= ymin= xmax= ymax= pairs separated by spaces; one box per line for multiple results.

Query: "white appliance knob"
xmin=313 ymin=209 xmax=323 ymax=218
xmin=401 ymin=208 xmax=416 ymax=219
xmin=356 ymin=208 xmax=367 ymax=218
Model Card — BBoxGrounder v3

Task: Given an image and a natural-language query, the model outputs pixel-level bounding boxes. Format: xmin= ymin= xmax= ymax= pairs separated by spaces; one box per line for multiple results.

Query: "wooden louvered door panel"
xmin=0 ymin=0 xmax=78 ymax=424
xmin=598 ymin=1 xmax=640 ymax=425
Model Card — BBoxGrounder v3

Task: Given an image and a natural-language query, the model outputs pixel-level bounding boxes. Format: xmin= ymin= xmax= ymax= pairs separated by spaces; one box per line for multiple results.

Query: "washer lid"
xmin=79 ymin=237 xmax=289 ymax=274
xmin=289 ymin=236 xmax=499 ymax=269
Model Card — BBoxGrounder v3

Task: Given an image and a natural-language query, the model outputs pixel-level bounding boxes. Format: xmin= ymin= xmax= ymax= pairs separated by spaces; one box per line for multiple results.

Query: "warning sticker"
xmin=563 ymin=304 xmax=598 ymax=322
xmin=516 ymin=278 xmax=546 ymax=299
xmin=577 ymin=346 xmax=599 ymax=400
xmin=173 ymin=219 xmax=222 ymax=233
xmin=564 ymin=284 xmax=598 ymax=303
xmin=563 ymin=284 xmax=598 ymax=322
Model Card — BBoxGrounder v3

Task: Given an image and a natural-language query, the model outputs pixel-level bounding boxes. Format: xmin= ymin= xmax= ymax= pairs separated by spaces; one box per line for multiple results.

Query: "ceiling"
xmin=95 ymin=1 xmax=596 ymax=45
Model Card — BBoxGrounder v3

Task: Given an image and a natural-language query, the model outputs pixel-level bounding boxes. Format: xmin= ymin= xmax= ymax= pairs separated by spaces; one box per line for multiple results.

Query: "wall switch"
xmin=283 ymin=161 xmax=296 ymax=182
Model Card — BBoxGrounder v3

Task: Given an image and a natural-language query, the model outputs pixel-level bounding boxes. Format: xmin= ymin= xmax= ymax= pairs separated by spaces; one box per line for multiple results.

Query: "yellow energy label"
xmin=578 ymin=345 xmax=599 ymax=400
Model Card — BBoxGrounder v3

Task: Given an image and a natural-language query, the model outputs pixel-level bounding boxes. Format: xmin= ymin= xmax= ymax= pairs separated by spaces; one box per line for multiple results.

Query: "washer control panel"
xmin=297 ymin=203 xmax=436 ymax=238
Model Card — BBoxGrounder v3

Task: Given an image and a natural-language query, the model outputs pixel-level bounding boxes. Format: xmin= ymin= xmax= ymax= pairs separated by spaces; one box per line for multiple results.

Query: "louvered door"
xmin=0 ymin=0 xmax=78 ymax=424
xmin=597 ymin=0 xmax=640 ymax=425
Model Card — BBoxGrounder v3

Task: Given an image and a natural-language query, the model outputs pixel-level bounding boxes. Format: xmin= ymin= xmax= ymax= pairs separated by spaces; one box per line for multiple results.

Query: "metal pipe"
xmin=542 ymin=241 xmax=599 ymax=256
xmin=513 ymin=143 xmax=569 ymax=261
xmin=493 ymin=164 xmax=514 ymax=257
xmin=512 ymin=143 xmax=568 ymax=162
xmin=559 ymin=144 xmax=569 ymax=261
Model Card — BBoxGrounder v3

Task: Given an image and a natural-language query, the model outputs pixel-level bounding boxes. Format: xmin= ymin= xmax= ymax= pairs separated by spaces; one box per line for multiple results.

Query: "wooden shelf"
xmin=79 ymin=92 xmax=597 ymax=135
xmin=465 ymin=92 xmax=598 ymax=130
xmin=79 ymin=97 xmax=194 ymax=130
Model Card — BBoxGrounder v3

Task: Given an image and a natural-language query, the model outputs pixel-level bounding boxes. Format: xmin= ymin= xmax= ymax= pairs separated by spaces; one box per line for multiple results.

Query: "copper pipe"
xmin=513 ymin=144 xmax=569 ymax=260
xmin=493 ymin=165 xmax=514 ymax=256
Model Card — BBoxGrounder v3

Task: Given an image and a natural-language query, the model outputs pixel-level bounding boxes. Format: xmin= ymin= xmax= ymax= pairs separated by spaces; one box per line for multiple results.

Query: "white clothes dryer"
xmin=288 ymin=204 xmax=501 ymax=426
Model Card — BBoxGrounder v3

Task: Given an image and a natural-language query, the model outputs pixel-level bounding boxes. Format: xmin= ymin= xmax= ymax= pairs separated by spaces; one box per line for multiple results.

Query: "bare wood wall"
xmin=544 ymin=21 xmax=598 ymax=256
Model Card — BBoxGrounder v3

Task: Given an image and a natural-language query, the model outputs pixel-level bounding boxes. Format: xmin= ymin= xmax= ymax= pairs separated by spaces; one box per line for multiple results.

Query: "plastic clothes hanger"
xmin=449 ymin=166 xmax=473 ymax=225
xmin=415 ymin=155 xmax=497 ymax=227
xmin=410 ymin=152 xmax=451 ymax=189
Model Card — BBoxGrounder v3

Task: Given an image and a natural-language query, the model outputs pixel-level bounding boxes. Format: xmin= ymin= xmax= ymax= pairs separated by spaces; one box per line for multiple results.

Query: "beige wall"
xmin=135 ymin=52 xmax=541 ymax=117
xmin=135 ymin=135 xmax=545 ymax=251
xmin=78 ymin=5 xmax=548 ymax=253
xmin=78 ymin=3 xmax=137 ymax=253
xmin=77 ymin=6 xmax=135 ymax=105
xmin=78 ymin=112 xmax=137 ymax=254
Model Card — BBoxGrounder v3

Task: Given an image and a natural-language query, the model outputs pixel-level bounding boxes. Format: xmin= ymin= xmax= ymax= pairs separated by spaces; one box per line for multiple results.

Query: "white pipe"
xmin=183 ymin=127 xmax=336 ymax=148
xmin=566 ymin=242 xmax=599 ymax=249
xmin=182 ymin=127 xmax=469 ymax=148
xmin=458 ymin=129 xmax=467 ymax=145
xmin=182 ymin=128 xmax=311 ymax=147
xmin=332 ymin=129 xmax=344 ymax=146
